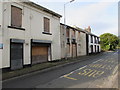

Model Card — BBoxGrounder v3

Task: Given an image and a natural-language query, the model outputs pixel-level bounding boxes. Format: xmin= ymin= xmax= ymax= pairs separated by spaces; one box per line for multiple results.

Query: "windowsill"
xmin=67 ymin=42 xmax=70 ymax=44
xmin=42 ymin=32 xmax=52 ymax=35
xmin=8 ymin=26 xmax=25 ymax=30
xmin=72 ymin=42 xmax=77 ymax=44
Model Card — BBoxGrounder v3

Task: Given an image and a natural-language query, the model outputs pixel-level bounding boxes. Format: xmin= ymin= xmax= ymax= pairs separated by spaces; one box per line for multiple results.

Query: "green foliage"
xmin=105 ymin=45 xmax=110 ymax=50
xmin=100 ymin=33 xmax=119 ymax=51
xmin=118 ymin=39 xmax=120 ymax=47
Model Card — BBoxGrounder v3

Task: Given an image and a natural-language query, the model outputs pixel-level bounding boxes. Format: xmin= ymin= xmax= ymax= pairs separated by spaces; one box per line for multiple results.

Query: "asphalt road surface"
xmin=3 ymin=50 xmax=119 ymax=89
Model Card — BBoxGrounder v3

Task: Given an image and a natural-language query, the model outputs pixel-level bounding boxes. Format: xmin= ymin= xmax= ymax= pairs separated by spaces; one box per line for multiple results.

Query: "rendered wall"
xmin=0 ymin=2 xmax=3 ymax=68
xmin=60 ymin=25 xmax=66 ymax=59
xmin=2 ymin=2 xmax=61 ymax=68
xmin=76 ymin=30 xmax=87 ymax=56
xmin=88 ymin=35 xmax=101 ymax=53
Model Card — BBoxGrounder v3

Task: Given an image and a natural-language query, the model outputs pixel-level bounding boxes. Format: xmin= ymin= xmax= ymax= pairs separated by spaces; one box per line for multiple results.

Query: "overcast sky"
xmin=30 ymin=0 xmax=119 ymax=36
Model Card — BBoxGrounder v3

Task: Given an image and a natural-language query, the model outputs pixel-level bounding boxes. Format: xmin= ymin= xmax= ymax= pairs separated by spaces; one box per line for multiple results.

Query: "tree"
xmin=100 ymin=33 xmax=119 ymax=51
xmin=118 ymin=39 xmax=120 ymax=47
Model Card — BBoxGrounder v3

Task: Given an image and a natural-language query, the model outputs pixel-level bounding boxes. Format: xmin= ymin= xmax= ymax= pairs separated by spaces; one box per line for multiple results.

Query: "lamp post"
xmin=64 ymin=0 xmax=75 ymax=25
xmin=64 ymin=0 xmax=75 ymax=59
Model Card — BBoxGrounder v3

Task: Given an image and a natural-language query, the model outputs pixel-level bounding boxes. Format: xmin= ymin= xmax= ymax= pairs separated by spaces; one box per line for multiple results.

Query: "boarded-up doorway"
xmin=72 ymin=44 xmax=77 ymax=57
xmin=66 ymin=44 xmax=70 ymax=57
xmin=32 ymin=46 xmax=48 ymax=64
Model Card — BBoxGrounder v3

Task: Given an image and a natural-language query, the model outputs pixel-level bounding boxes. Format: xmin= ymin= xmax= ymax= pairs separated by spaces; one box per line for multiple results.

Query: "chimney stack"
xmin=85 ymin=26 xmax=91 ymax=32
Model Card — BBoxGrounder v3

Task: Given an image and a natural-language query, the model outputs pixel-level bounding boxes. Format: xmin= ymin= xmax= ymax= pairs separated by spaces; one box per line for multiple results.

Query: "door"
xmin=91 ymin=45 xmax=93 ymax=53
xmin=66 ymin=44 xmax=70 ymax=57
xmin=86 ymin=34 xmax=89 ymax=55
xmin=72 ymin=44 xmax=77 ymax=57
xmin=95 ymin=45 xmax=96 ymax=53
xmin=11 ymin=43 xmax=23 ymax=70
xmin=32 ymin=46 xmax=48 ymax=64
xmin=97 ymin=46 xmax=99 ymax=52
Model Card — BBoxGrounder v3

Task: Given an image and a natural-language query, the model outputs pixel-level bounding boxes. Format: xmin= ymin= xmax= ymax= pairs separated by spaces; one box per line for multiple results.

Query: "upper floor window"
xmin=78 ymin=32 xmax=80 ymax=38
xmin=91 ymin=35 xmax=93 ymax=43
xmin=44 ymin=17 xmax=50 ymax=32
xmin=94 ymin=37 xmax=97 ymax=43
xmin=98 ymin=37 xmax=100 ymax=44
xmin=66 ymin=28 xmax=70 ymax=38
xmin=72 ymin=30 xmax=75 ymax=38
xmin=11 ymin=5 xmax=22 ymax=27
xmin=77 ymin=32 xmax=80 ymax=40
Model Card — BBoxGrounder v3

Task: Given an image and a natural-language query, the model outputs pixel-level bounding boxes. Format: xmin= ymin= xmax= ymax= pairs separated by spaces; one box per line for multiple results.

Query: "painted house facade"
xmin=0 ymin=2 xmax=3 ymax=69
xmin=0 ymin=1 xmax=101 ymax=70
xmin=60 ymin=23 xmax=87 ymax=59
xmin=1 ymin=1 xmax=62 ymax=70
xmin=85 ymin=26 xmax=101 ymax=54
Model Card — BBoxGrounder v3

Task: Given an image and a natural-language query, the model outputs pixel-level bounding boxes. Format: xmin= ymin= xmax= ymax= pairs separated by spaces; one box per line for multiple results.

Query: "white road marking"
xmin=92 ymin=61 xmax=98 ymax=64
xmin=78 ymin=65 xmax=87 ymax=70
xmin=92 ymin=59 xmax=102 ymax=64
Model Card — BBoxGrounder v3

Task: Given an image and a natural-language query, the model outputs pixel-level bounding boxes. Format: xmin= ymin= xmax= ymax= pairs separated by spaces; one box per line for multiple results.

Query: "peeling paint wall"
xmin=60 ymin=24 xmax=87 ymax=59
xmin=78 ymin=32 xmax=87 ymax=56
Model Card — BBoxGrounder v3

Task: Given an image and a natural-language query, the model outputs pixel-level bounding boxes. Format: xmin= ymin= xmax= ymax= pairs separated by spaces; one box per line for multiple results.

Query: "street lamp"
xmin=64 ymin=0 xmax=75 ymax=59
xmin=64 ymin=0 xmax=75 ymax=25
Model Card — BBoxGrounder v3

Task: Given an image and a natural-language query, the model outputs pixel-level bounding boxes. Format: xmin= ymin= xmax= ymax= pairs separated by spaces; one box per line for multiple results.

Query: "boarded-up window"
xmin=72 ymin=30 xmax=75 ymax=38
xmin=11 ymin=6 xmax=22 ymax=27
xmin=66 ymin=28 xmax=70 ymax=37
xmin=44 ymin=17 xmax=50 ymax=32
xmin=77 ymin=32 xmax=80 ymax=40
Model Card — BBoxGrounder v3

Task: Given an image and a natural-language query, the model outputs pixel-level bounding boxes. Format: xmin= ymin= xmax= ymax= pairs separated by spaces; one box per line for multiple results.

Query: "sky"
xmin=30 ymin=0 xmax=119 ymax=36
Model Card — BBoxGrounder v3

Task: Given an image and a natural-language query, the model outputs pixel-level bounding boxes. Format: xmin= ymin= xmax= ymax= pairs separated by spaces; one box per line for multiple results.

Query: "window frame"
xmin=66 ymin=28 xmax=70 ymax=38
xmin=77 ymin=31 xmax=80 ymax=40
xmin=72 ymin=30 xmax=76 ymax=38
xmin=91 ymin=35 xmax=93 ymax=43
xmin=94 ymin=36 xmax=97 ymax=43
xmin=11 ymin=5 xmax=22 ymax=28
xmin=44 ymin=17 xmax=50 ymax=33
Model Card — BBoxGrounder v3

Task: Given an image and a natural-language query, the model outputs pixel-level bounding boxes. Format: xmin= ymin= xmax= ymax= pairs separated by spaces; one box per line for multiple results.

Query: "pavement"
xmin=2 ymin=50 xmax=119 ymax=89
xmin=112 ymin=63 xmax=120 ymax=89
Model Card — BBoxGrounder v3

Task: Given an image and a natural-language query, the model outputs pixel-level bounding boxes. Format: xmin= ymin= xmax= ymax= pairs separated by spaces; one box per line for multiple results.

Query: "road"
xmin=2 ymin=50 xmax=119 ymax=89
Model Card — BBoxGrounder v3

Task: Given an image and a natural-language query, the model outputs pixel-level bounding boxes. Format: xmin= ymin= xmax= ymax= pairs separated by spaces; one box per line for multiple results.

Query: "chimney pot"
xmin=87 ymin=26 xmax=91 ymax=32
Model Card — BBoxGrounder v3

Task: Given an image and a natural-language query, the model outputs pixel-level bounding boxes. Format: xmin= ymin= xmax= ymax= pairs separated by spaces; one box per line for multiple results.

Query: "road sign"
xmin=0 ymin=44 xmax=3 ymax=49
